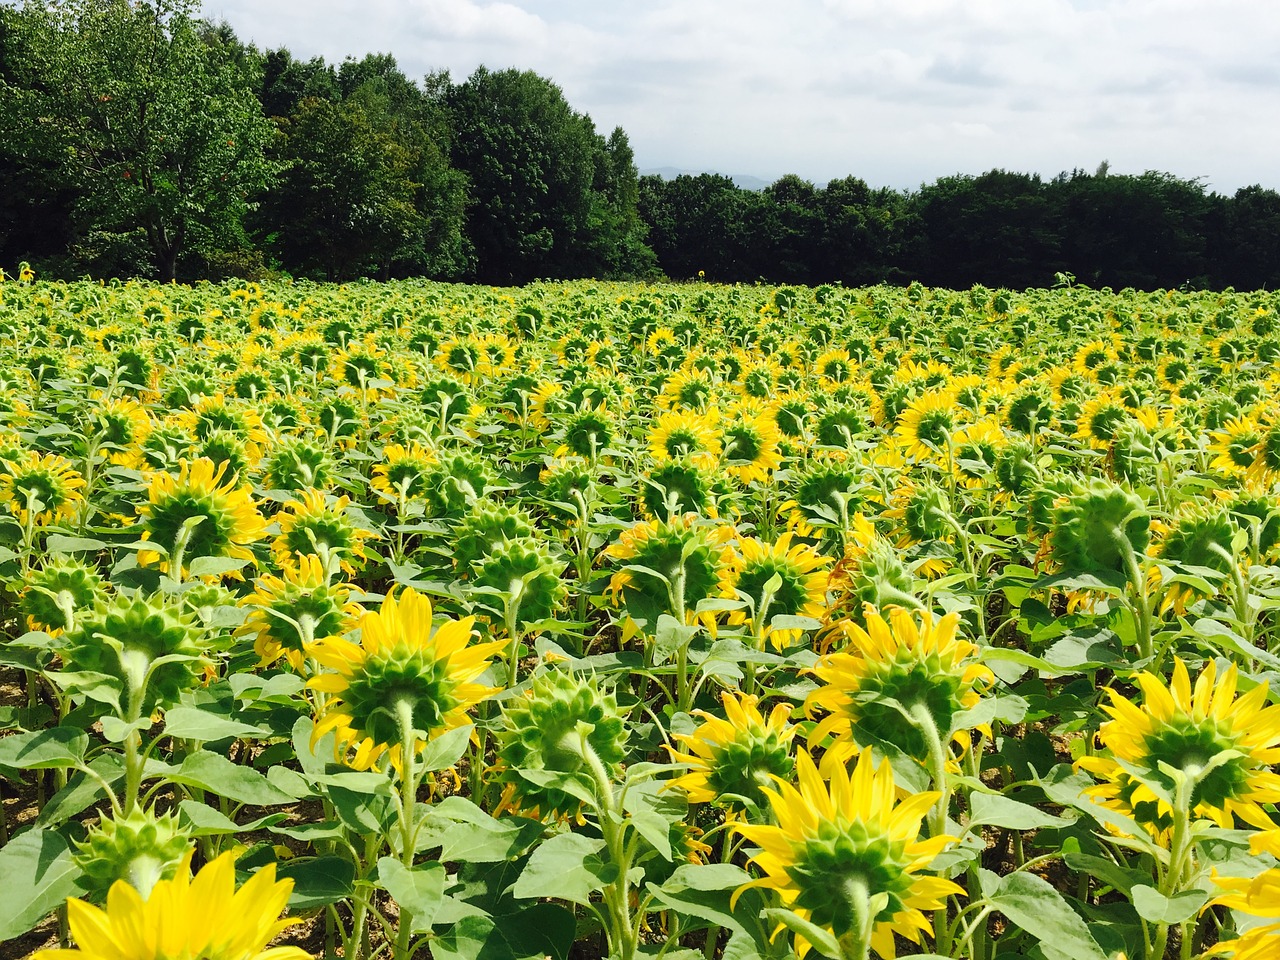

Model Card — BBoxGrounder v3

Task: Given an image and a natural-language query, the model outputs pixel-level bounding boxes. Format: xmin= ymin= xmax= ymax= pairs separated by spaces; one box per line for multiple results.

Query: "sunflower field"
xmin=1 ymin=274 xmax=1279 ymax=960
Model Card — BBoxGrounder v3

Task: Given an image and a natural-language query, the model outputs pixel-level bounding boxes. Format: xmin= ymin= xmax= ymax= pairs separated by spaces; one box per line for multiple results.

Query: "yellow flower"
xmin=1077 ymin=658 xmax=1280 ymax=838
xmin=732 ymin=748 xmax=961 ymax=958
xmin=136 ymin=458 xmax=266 ymax=574
xmin=806 ymin=607 xmax=993 ymax=765
xmin=31 ymin=850 xmax=308 ymax=960
xmin=239 ymin=554 xmax=364 ymax=670
xmin=309 ymin=588 xmax=503 ymax=771
xmin=1209 ymin=416 xmax=1263 ymax=478
xmin=895 ymin=388 xmax=960 ymax=460
xmin=648 ymin=410 xmax=720 ymax=469
xmin=1205 ymin=867 xmax=1280 ymax=960
xmin=370 ymin=441 xmax=437 ymax=505
xmin=273 ymin=489 xmax=373 ymax=577
xmin=721 ymin=533 xmax=830 ymax=649
xmin=719 ymin=408 xmax=782 ymax=484
xmin=667 ymin=691 xmax=795 ymax=812
xmin=0 ymin=451 xmax=85 ymax=525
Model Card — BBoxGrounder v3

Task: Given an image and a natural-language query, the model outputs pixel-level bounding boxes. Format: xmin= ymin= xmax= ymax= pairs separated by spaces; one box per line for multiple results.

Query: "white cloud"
xmin=206 ymin=0 xmax=1280 ymax=192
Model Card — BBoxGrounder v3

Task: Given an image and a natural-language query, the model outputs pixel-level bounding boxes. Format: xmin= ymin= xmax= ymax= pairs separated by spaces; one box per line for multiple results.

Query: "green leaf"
xmin=623 ymin=778 xmax=685 ymax=861
xmin=163 ymin=705 xmax=270 ymax=742
xmin=648 ymin=863 xmax=769 ymax=945
xmin=375 ymin=858 xmax=445 ymax=933
xmin=185 ymin=556 xmax=250 ymax=578
xmin=1131 ymin=884 xmax=1208 ymax=925
xmin=967 ymin=792 xmax=1074 ymax=831
xmin=0 ymin=828 xmax=82 ymax=940
xmin=511 ymin=831 xmax=609 ymax=906
xmin=418 ymin=723 xmax=473 ymax=772
xmin=43 ymin=534 xmax=109 ymax=553
xmin=276 ymin=856 xmax=356 ymax=909
xmin=988 ymin=871 xmax=1107 ymax=960
xmin=169 ymin=749 xmax=301 ymax=806
xmin=38 ymin=753 xmax=125 ymax=827
xmin=433 ymin=904 xmax=576 ymax=960
xmin=0 ymin=726 xmax=87 ymax=771
xmin=177 ymin=800 xmax=287 ymax=837
xmin=764 ymin=908 xmax=843 ymax=960
xmin=653 ymin=614 xmax=700 ymax=665
xmin=417 ymin=796 xmax=544 ymax=863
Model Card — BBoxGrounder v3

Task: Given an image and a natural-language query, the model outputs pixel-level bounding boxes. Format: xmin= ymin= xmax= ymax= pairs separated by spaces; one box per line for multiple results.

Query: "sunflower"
xmin=732 ymin=748 xmax=961 ymax=959
xmin=895 ymin=389 xmax=960 ymax=460
xmin=806 ymin=607 xmax=993 ymax=765
xmin=813 ymin=348 xmax=856 ymax=386
xmin=493 ymin=669 xmax=626 ymax=821
xmin=603 ymin=514 xmax=735 ymax=634
xmin=1209 ymin=416 xmax=1263 ymax=478
xmin=658 ymin=367 xmax=719 ymax=412
xmin=330 ymin=344 xmax=388 ymax=398
xmin=639 ymin=462 xmax=712 ymax=525
xmin=1207 ymin=861 xmax=1280 ymax=960
xmin=273 ymin=489 xmax=373 ymax=577
xmin=719 ymin=410 xmax=783 ymax=484
xmin=722 ymin=533 xmax=831 ymax=648
xmin=263 ymin=438 xmax=335 ymax=493
xmin=667 ymin=691 xmax=796 ymax=813
xmin=1077 ymin=658 xmax=1280 ymax=838
xmin=309 ymin=587 xmax=504 ymax=772
xmin=21 ymin=558 xmax=105 ymax=635
xmin=648 ymin=410 xmax=720 ymax=469
xmin=559 ymin=408 xmax=614 ymax=460
xmin=370 ymin=441 xmax=437 ymax=505
xmin=1248 ymin=419 xmax=1280 ymax=488
xmin=88 ymin=396 xmax=151 ymax=467
xmin=136 ymin=458 xmax=266 ymax=575
xmin=32 ymin=850 xmax=307 ymax=960
xmin=239 ymin=554 xmax=364 ymax=670
xmin=0 ymin=451 xmax=85 ymax=525
xmin=1146 ymin=505 xmax=1236 ymax=615
xmin=949 ymin=418 xmax=1004 ymax=490
xmin=1074 ymin=392 xmax=1132 ymax=448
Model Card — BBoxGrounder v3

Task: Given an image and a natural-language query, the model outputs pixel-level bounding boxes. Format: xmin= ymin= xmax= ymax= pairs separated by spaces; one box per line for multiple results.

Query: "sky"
xmin=206 ymin=0 xmax=1280 ymax=194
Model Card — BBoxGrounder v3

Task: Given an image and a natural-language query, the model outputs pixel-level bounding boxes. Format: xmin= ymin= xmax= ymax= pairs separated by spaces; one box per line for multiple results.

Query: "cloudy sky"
xmin=207 ymin=0 xmax=1280 ymax=193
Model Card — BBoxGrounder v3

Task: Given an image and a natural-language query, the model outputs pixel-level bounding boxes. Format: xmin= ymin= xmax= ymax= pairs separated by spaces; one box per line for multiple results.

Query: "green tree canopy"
xmin=1 ymin=0 xmax=275 ymax=280
xmin=445 ymin=66 xmax=652 ymax=283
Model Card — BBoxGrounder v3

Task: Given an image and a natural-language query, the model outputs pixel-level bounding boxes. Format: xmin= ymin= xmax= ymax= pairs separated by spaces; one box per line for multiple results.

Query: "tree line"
xmin=1 ymin=0 xmax=1278 ymax=290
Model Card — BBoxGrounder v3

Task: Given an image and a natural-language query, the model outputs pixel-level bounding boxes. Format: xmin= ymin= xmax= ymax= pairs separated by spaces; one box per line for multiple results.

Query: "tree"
xmin=445 ymin=67 xmax=652 ymax=283
xmin=256 ymin=83 xmax=469 ymax=280
xmin=1 ymin=0 xmax=275 ymax=280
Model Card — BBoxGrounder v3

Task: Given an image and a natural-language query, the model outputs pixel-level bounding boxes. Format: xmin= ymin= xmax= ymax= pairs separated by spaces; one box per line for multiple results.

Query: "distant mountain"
xmin=640 ymin=167 xmax=770 ymax=191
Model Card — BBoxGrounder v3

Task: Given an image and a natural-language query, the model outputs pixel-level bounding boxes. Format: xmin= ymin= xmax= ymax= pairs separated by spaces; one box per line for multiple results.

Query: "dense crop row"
xmin=0 ymin=275 xmax=1278 ymax=960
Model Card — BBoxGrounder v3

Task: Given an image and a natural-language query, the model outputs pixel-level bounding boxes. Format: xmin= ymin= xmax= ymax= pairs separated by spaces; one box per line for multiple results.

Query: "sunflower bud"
xmin=74 ymin=806 xmax=191 ymax=898
xmin=1047 ymin=479 xmax=1150 ymax=582
xmin=495 ymin=670 xmax=626 ymax=819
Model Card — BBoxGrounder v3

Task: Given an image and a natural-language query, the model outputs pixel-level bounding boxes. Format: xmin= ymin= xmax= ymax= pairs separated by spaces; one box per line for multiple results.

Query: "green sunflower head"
xmin=470 ymin=536 xmax=567 ymax=628
xmin=21 ymin=558 xmax=106 ymax=634
xmin=452 ymin=501 xmax=538 ymax=576
xmin=1048 ymin=479 xmax=1150 ymax=582
xmin=264 ymin=439 xmax=334 ymax=493
xmin=74 ymin=805 xmax=192 ymax=899
xmin=61 ymin=595 xmax=208 ymax=719
xmin=642 ymin=461 xmax=711 ymax=520
xmin=495 ymin=669 xmax=626 ymax=820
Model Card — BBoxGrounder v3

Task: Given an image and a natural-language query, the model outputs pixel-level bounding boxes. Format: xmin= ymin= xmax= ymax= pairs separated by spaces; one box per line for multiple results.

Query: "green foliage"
xmin=1 ymin=0 xmax=276 ymax=280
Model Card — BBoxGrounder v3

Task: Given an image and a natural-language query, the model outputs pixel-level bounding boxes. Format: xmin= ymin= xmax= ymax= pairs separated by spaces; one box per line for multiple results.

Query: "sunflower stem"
xmin=394 ymin=698 xmax=420 ymax=960
xmin=838 ymin=876 xmax=874 ymax=960
xmin=909 ymin=702 xmax=954 ymax=959
xmin=583 ymin=735 xmax=637 ymax=960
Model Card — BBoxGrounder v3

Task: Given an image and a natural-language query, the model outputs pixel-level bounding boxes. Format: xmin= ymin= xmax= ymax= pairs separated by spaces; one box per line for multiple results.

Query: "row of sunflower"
xmin=0 ymin=275 xmax=1277 ymax=960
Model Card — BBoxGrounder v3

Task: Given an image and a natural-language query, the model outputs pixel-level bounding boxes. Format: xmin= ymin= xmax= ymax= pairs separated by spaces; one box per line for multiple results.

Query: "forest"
xmin=2 ymin=0 xmax=1279 ymax=290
